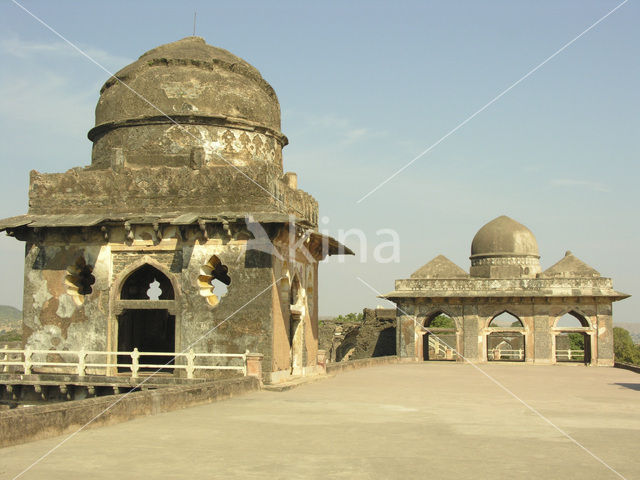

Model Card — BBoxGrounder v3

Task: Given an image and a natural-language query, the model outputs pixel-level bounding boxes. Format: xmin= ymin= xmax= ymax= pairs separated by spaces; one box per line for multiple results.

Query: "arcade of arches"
xmin=385 ymin=216 xmax=629 ymax=365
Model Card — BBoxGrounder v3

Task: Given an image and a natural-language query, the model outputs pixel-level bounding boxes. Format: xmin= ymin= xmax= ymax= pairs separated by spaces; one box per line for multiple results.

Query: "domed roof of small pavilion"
xmin=471 ymin=216 xmax=539 ymax=258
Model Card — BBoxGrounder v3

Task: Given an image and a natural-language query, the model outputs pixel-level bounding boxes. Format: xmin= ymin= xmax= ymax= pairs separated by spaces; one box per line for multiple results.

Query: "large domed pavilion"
xmin=0 ymin=37 xmax=351 ymax=384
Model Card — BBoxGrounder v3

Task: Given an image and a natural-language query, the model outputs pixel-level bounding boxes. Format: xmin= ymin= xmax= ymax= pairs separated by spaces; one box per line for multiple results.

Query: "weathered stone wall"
xmin=22 ymin=240 xmax=111 ymax=357
xmin=28 ymin=164 xmax=318 ymax=227
xmin=319 ymin=309 xmax=396 ymax=362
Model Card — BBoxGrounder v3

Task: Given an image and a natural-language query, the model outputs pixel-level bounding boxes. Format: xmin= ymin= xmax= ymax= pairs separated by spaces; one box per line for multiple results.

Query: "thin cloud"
xmin=0 ymin=36 xmax=131 ymax=70
xmin=343 ymin=127 xmax=368 ymax=144
xmin=550 ymin=178 xmax=609 ymax=193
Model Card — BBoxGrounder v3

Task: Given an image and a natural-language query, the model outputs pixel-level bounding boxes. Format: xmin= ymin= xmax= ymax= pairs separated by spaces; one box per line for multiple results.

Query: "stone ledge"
xmin=614 ymin=362 xmax=640 ymax=374
xmin=326 ymin=355 xmax=406 ymax=375
xmin=0 ymin=376 xmax=259 ymax=448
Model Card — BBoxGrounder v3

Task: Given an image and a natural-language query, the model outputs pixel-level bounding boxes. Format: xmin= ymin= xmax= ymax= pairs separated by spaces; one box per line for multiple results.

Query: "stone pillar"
xmin=533 ymin=303 xmax=553 ymax=364
xmin=462 ymin=303 xmax=481 ymax=362
xmin=246 ymin=353 xmax=264 ymax=380
xmin=596 ymin=302 xmax=614 ymax=366
xmin=317 ymin=349 xmax=327 ymax=374
xmin=396 ymin=303 xmax=417 ymax=359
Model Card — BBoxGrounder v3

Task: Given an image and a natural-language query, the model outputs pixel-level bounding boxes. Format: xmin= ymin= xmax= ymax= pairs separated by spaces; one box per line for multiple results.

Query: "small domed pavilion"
xmin=384 ymin=216 xmax=629 ymax=365
xmin=0 ymin=37 xmax=350 ymax=383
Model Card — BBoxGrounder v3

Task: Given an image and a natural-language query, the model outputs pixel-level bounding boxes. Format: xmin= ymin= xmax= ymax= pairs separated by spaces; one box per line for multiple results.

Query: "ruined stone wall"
xmin=319 ymin=309 xmax=396 ymax=362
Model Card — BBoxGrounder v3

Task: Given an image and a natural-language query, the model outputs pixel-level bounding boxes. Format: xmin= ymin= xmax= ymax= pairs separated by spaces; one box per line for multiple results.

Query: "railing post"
xmin=131 ymin=348 xmax=139 ymax=379
xmin=186 ymin=349 xmax=195 ymax=379
xmin=24 ymin=348 xmax=32 ymax=375
xmin=77 ymin=348 xmax=86 ymax=377
xmin=494 ymin=349 xmax=501 ymax=361
xmin=317 ymin=349 xmax=327 ymax=374
xmin=245 ymin=351 xmax=263 ymax=380
xmin=1 ymin=345 xmax=8 ymax=373
xmin=568 ymin=349 xmax=572 ymax=360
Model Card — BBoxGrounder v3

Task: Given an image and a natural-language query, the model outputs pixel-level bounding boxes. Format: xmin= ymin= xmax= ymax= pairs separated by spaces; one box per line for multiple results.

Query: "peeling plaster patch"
xmin=27 ymin=324 xmax=63 ymax=350
xmin=599 ymin=326 xmax=606 ymax=335
xmin=56 ymin=294 xmax=77 ymax=318
xmin=202 ymin=139 xmax=224 ymax=161
xmin=67 ymin=321 xmax=102 ymax=350
xmin=93 ymin=245 xmax=111 ymax=290
xmin=161 ymin=79 xmax=205 ymax=99
xmin=29 ymin=269 xmax=52 ymax=309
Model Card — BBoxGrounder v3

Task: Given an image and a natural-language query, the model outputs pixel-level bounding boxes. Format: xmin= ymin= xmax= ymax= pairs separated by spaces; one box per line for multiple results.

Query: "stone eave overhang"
xmin=0 ymin=212 xmax=353 ymax=256
xmin=0 ymin=212 xmax=317 ymax=231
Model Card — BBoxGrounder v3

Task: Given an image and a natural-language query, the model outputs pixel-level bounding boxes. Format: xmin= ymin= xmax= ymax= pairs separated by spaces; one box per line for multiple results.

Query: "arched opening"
xmin=117 ymin=264 xmax=176 ymax=371
xmin=423 ymin=312 xmax=456 ymax=361
xmin=120 ymin=264 xmax=174 ymax=300
xmin=554 ymin=311 xmax=591 ymax=364
xmin=65 ymin=256 xmax=95 ymax=305
xmin=489 ymin=311 xmax=523 ymax=328
xmin=198 ymin=255 xmax=231 ymax=306
xmin=288 ymin=275 xmax=304 ymax=375
xmin=556 ymin=312 xmax=589 ymax=328
xmin=487 ymin=312 xmax=525 ymax=362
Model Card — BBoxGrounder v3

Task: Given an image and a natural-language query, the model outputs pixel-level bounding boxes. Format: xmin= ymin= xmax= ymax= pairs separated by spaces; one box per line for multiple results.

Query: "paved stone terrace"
xmin=2 ymin=363 xmax=639 ymax=479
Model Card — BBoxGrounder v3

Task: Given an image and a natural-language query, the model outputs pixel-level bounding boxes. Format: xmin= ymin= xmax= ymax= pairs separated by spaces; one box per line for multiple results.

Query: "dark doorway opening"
xmin=121 ymin=264 xmax=175 ymax=300
xmin=117 ymin=309 xmax=175 ymax=371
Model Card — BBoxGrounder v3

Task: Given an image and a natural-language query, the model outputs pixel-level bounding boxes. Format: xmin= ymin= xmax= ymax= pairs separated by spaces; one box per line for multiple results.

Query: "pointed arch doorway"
xmin=115 ymin=264 xmax=178 ymax=372
xmin=486 ymin=312 xmax=525 ymax=362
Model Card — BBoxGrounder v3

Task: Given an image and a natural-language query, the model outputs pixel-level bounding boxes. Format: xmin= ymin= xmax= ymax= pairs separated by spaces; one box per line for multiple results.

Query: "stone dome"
xmin=88 ymin=37 xmax=286 ymax=169
xmin=471 ymin=216 xmax=539 ymax=258
xmin=470 ymin=216 xmax=541 ymax=279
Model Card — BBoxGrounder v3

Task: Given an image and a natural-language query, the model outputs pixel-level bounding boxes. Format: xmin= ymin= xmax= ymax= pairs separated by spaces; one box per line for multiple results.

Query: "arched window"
xmin=425 ymin=312 xmax=455 ymax=329
xmin=423 ymin=312 xmax=456 ymax=361
xmin=65 ymin=256 xmax=95 ymax=304
xmin=554 ymin=311 xmax=591 ymax=364
xmin=555 ymin=311 xmax=589 ymax=328
xmin=121 ymin=264 xmax=174 ymax=300
xmin=198 ymin=255 xmax=230 ymax=306
xmin=487 ymin=312 xmax=524 ymax=362
xmin=489 ymin=311 xmax=523 ymax=328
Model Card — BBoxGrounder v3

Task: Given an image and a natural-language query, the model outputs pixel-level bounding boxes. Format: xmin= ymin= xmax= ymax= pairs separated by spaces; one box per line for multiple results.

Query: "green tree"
xmin=613 ymin=327 xmax=640 ymax=365
xmin=336 ymin=312 xmax=364 ymax=323
xmin=567 ymin=333 xmax=585 ymax=350
xmin=429 ymin=314 xmax=455 ymax=329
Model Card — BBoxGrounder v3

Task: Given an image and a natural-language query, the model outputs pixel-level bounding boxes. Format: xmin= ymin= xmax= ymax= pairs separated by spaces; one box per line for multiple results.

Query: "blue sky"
xmin=0 ymin=0 xmax=637 ymax=321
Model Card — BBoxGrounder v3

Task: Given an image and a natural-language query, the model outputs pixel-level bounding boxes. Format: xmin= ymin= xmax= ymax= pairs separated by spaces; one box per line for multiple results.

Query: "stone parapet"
xmin=387 ymin=277 xmax=627 ymax=299
xmin=0 ymin=376 xmax=260 ymax=448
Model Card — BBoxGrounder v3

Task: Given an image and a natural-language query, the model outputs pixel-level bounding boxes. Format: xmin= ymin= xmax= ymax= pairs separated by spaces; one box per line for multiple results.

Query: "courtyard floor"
xmin=1 ymin=363 xmax=639 ymax=479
